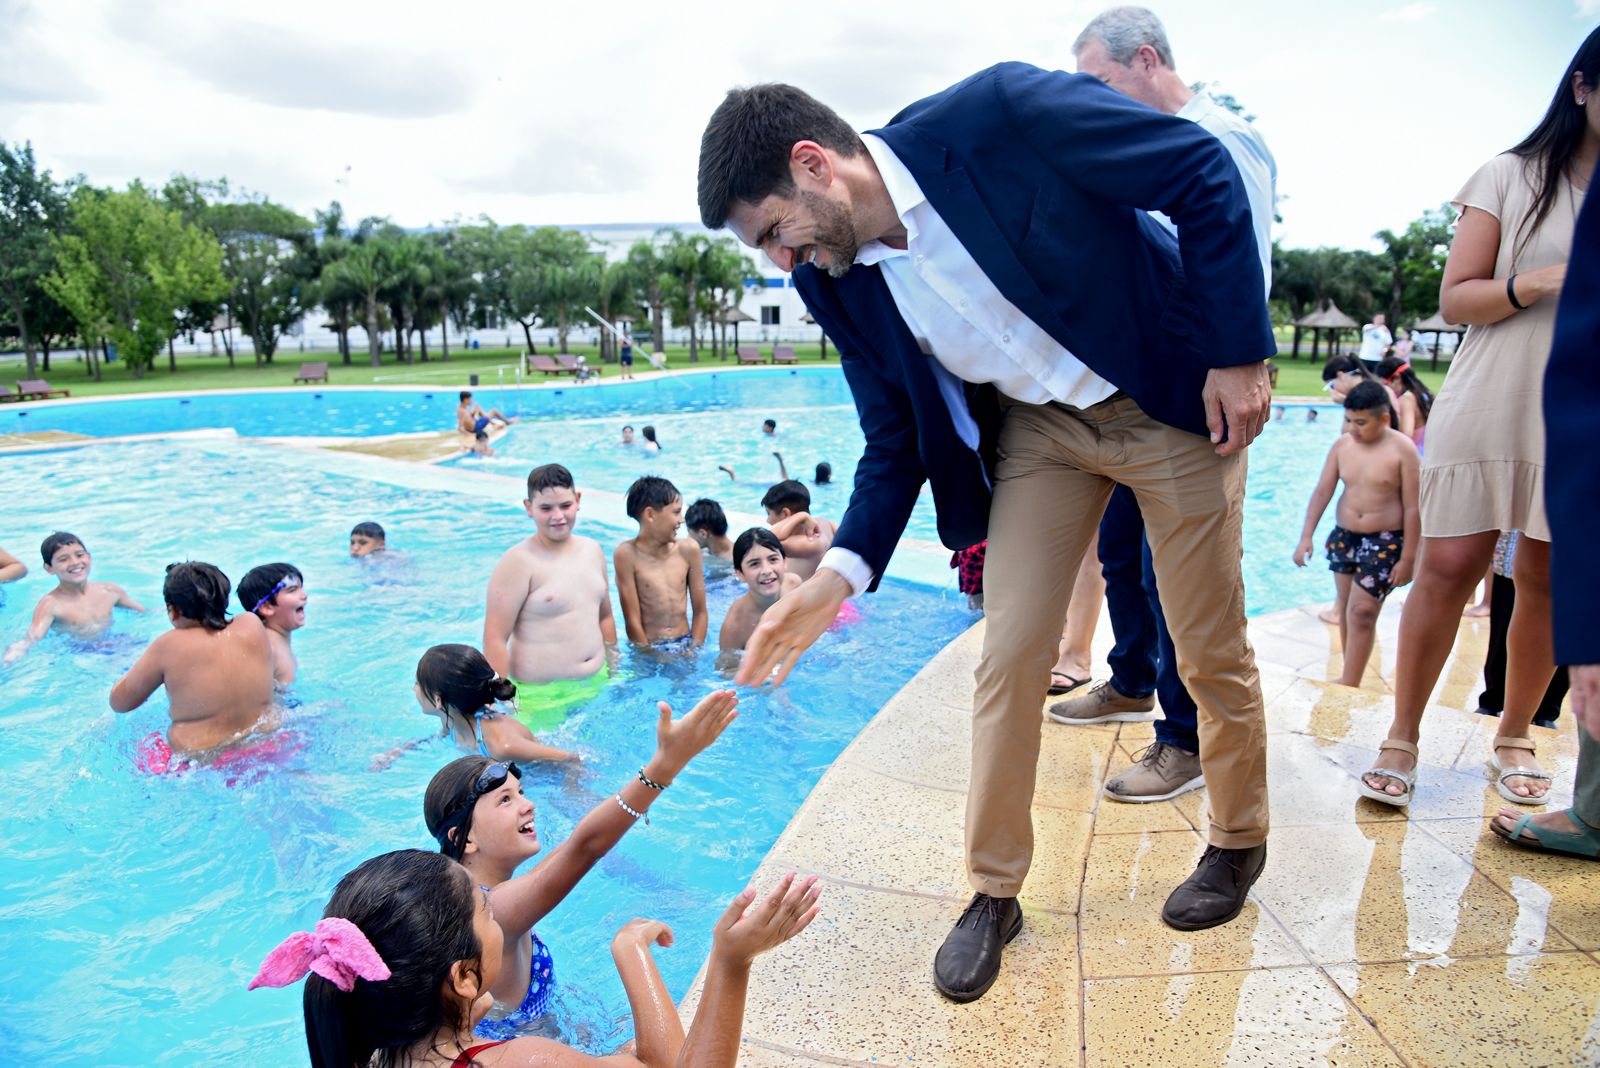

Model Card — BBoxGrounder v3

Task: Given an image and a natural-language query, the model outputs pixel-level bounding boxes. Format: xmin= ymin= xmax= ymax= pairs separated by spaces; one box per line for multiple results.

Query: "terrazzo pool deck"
xmin=682 ymin=593 xmax=1598 ymax=1067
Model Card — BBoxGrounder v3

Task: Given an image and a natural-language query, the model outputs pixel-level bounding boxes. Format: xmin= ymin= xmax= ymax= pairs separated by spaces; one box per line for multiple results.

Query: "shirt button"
xmin=915 ymin=254 xmax=926 ymax=265
xmin=1002 ymin=333 xmax=1012 ymax=344
xmin=958 ymin=298 xmax=969 ymax=309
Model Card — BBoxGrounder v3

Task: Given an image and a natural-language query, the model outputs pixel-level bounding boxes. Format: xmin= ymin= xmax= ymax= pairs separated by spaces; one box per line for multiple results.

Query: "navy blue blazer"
xmin=1544 ymin=179 xmax=1598 ymax=666
xmin=794 ymin=63 xmax=1275 ymax=587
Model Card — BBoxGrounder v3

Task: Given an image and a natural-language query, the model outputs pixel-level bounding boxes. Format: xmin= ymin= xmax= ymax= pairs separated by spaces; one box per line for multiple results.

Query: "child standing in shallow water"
xmin=1293 ymin=382 xmax=1420 ymax=688
xmin=414 ymin=643 xmax=578 ymax=764
xmin=5 ymin=531 xmax=145 ymax=663
xmin=615 ymin=476 xmax=706 ymax=648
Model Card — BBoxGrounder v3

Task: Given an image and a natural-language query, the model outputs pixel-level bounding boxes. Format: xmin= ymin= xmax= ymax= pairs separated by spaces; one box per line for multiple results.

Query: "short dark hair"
xmin=685 ymin=498 xmax=728 ymax=537
xmin=762 ymin=418 xmax=777 ymax=431
xmin=526 ymin=463 xmax=576 ymax=497
xmin=41 ymin=531 xmax=84 ymax=567
xmin=238 ymin=562 xmax=303 ymax=615
xmin=733 ymin=527 xmax=785 ymax=571
xmin=625 ymin=475 xmax=680 ymax=520
xmin=762 ymin=479 xmax=810 ymax=514
xmin=697 ymin=83 xmax=864 ymax=229
xmin=458 ymin=391 xmax=472 ymax=401
xmin=814 ymin=462 xmax=832 ymax=484
xmin=164 ymin=561 xmax=231 ymax=630
xmin=350 ymin=521 xmax=385 ymax=541
xmin=1344 ymin=381 xmax=1393 ymax=419
xmin=622 ymin=424 xmax=634 ymax=432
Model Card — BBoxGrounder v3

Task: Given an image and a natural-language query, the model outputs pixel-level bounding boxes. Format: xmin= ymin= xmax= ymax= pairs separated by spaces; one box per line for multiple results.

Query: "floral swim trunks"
xmin=1325 ymin=525 xmax=1404 ymax=600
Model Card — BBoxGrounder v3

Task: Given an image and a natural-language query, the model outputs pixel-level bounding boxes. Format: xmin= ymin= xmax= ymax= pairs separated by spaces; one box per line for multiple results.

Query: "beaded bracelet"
xmin=615 ymin=794 xmax=648 ymax=824
xmin=637 ymin=768 xmax=668 ymax=791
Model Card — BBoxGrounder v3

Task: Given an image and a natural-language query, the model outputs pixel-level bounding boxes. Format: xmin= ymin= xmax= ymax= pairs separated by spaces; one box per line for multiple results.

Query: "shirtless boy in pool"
xmin=5 ymin=532 xmax=145 ymax=663
xmin=110 ymin=561 xmax=277 ymax=757
xmin=483 ymin=464 xmax=618 ymax=728
xmin=615 ymin=476 xmax=707 ymax=649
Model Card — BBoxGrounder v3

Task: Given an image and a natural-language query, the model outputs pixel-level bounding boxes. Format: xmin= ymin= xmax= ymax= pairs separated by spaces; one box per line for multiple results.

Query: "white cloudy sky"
xmin=2 ymin=0 xmax=1595 ymax=251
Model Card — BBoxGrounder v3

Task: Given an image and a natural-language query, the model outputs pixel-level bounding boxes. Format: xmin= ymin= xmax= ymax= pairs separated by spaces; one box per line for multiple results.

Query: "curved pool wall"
xmin=0 ymin=437 xmax=975 ymax=1066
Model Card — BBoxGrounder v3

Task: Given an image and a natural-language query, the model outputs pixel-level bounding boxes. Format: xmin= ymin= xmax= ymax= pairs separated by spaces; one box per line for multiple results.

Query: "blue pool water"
xmin=0 ymin=439 xmax=974 ymax=1067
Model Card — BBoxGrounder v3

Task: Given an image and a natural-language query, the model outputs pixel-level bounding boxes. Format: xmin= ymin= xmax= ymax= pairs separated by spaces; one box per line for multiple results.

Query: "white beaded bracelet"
xmin=615 ymin=793 xmax=648 ymax=825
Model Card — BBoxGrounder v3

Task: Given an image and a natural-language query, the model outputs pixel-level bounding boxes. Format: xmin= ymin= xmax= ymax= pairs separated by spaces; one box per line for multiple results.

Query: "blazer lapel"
xmin=870 ymin=124 xmax=1072 ymax=344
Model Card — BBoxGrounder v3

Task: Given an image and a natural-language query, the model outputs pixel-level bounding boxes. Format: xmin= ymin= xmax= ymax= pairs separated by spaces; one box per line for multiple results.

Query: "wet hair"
xmin=458 ymin=391 xmax=472 ymax=402
xmin=1343 ymin=381 xmax=1398 ymax=427
xmin=814 ymin=462 xmax=832 ymax=484
xmin=761 ymin=479 xmax=810 ymax=515
xmin=526 ymin=463 xmax=575 ymax=497
xmin=622 ymin=424 xmax=634 ymax=433
xmin=733 ymin=527 xmax=785 ymax=571
xmin=626 ymin=475 xmax=681 ymax=520
xmin=302 ymin=849 xmax=480 ymax=1068
xmin=238 ymin=562 xmax=303 ymax=615
xmin=474 ymin=430 xmax=488 ymax=443
xmin=762 ymin=419 xmax=777 ymax=432
xmin=416 ymin=644 xmax=516 ymax=734
xmin=697 ymin=83 xmax=865 ymax=229
xmin=1506 ymin=27 xmax=1600 ymax=262
xmin=686 ymin=498 xmax=729 ymax=537
xmin=424 ymin=755 xmax=522 ymax=861
xmin=40 ymin=531 xmax=84 ymax=567
xmin=163 ymin=561 xmax=232 ymax=630
xmin=1073 ymin=5 xmax=1175 ymax=67
xmin=1377 ymin=354 xmax=1434 ymax=422
xmin=641 ymin=425 xmax=659 ymax=446
xmin=350 ymin=522 xmax=385 ymax=541
xmin=1320 ymin=354 xmax=1380 ymax=384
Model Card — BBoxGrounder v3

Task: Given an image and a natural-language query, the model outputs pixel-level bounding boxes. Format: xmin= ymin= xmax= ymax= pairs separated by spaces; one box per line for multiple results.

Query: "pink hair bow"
xmin=248 ymin=917 xmax=391 ymax=993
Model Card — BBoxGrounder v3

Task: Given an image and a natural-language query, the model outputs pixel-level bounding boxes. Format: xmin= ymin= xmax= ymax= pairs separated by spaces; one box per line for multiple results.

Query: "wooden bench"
xmin=736 ymin=346 xmax=767 ymax=365
xmin=293 ymin=362 xmax=329 ymax=384
xmin=5 ymin=379 xmax=71 ymax=401
xmin=555 ymin=353 xmax=600 ymax=376
xmin=772 ymin=345 xmax=798 ymax=365
xmin=526 ymin=354 xmax=571 ymax=376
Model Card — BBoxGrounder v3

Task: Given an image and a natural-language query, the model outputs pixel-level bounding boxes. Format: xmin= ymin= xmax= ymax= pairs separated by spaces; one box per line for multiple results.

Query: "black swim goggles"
xmin=433 ymin=762 xmax=522 ymax=858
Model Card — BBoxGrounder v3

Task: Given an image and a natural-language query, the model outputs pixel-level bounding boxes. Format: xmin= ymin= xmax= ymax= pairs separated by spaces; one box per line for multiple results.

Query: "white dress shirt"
xmin=819 ymin=134 xmax=1118 ymax=595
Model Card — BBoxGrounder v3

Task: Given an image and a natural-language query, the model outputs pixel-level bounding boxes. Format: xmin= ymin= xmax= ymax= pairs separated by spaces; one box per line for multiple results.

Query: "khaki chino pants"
xmin=968 ymin=394 xmax=1269 ymax=897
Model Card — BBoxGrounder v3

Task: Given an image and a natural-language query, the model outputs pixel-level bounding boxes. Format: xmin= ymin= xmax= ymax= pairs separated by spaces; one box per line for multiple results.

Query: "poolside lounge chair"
xmin=772 ymin=345 xmax=798 ymax=365
xmin=5 ymin=379 xmax=71 ymax=401
xmin=293 ymin=362 xmax=329 ymax=384
xmin=555 ymin=353 xmax=600 ymax=376
xmin=736 ymin=346 xmax=767 ymax=365
xmin=526 ymin=354 xmax=570 ymax=376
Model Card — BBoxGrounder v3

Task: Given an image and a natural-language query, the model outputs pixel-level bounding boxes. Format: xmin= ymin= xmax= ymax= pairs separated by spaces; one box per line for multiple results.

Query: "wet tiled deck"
xmin=684 ymin=594 xmax=1598 ymax=1066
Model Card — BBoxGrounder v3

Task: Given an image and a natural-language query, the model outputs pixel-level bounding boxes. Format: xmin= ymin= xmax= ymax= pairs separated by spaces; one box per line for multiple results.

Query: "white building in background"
xmin=224 ymin=222 xmax=816 ymax=358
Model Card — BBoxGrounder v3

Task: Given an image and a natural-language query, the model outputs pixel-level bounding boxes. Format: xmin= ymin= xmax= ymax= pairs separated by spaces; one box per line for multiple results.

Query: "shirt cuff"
xmin=819 ymin=547 xmax=873 ymax=597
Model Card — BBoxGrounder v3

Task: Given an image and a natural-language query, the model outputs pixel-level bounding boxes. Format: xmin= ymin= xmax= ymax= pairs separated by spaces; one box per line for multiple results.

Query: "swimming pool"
xmin=7 ymin=366 xmax=1355 ymax=616
xmin=0 ymin=438 xmax=974 ymax=1066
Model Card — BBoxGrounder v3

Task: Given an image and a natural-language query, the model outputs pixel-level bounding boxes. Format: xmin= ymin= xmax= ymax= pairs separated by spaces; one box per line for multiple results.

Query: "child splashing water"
xmin=415 ymin=644 xmax=579 ymax=765
xmin=250 ymin=849 xmax=818 ymax=1068
xmin=422 ymin=690 xmax=740 ymax=1042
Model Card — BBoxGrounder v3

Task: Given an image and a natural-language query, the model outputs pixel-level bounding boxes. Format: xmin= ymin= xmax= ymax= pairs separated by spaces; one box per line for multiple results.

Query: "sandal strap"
xmin=1493 ymin=736 xmax=1537 ymax=754
xmin=1364 ymin=767 xmax=1415 ymax=787
xmin=1497 ymin=768 xmax=1554 ymax=785
xmin=1377 ymin=738 xmax=1418 ymax=757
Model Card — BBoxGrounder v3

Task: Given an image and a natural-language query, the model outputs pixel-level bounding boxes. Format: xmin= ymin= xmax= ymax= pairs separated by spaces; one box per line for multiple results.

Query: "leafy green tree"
xmin=0 ymin=140 xmax=70 ymax=377
xmin=662 ymin=231 xmax=713 ymax=362
xmin=627 ymin=235 xmax=672 ymax=353
xmin=209 ymin=197 xmax=318 ymax=366
xmin=1373 ymin=204 xmax=1453 ymax=325
xmin=322 ymin=238 xmax=390 ymax=366
xmin=592 ymin=256 xmax=640 ymax=363
xmin=702 ymin=239 xmax=757 ymax=360
xmin=45 ymin=181 xmax=228 ymax=379
xmin=315 ymin=202 xmax=359 ymax=364
xmin=422 ymin=229 xmax=476 ymax=361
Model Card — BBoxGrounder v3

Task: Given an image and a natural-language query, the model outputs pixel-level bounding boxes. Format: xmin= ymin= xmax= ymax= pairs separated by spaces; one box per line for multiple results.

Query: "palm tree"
xmin=325 ymin=242 xmax=389 ymax=366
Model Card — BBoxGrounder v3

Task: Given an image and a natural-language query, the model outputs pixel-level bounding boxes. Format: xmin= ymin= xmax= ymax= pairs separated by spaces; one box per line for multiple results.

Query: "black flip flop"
xmin=1048 ymin=673 xmax=1089 ymax=696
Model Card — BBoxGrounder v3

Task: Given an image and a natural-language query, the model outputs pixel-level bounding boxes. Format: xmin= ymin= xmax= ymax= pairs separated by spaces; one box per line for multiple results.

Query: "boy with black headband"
xmin=239 ymin=562 xmax=307 ymax=685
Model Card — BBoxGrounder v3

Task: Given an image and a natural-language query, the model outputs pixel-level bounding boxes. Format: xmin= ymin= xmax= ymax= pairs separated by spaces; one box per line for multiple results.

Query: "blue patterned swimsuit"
xmin=473 ymin=929 xmax=557 ymax=1040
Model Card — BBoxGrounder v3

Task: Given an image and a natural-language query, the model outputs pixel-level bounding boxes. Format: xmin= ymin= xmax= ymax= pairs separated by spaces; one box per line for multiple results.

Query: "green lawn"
xmin=1 ymin=339 xmax=1447 ymax=401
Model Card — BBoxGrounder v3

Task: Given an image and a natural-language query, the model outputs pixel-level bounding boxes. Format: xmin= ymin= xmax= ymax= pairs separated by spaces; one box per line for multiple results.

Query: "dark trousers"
xmin=1477 ymin=573 xmax=1568 ymax=727
xmin=1098 ymin=484 xmax=1201 ymax=752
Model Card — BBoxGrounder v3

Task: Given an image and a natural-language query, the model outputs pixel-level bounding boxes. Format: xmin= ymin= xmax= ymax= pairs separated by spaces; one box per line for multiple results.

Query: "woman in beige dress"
xmin=1361 ymin=32 xmax=1598 ymax=808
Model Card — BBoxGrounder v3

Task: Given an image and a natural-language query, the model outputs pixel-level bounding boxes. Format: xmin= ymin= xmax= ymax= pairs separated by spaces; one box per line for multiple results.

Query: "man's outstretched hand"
xmin=733 ymin=569 xmax=852 ymax=686
xmin=1203 ymin=362 xmax=1272 ymax=457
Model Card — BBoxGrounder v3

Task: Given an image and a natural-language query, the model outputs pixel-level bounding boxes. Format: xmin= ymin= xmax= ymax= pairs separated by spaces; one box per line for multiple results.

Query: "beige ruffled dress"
xmin=1420 ymin=152 xmax=1586 ymax=542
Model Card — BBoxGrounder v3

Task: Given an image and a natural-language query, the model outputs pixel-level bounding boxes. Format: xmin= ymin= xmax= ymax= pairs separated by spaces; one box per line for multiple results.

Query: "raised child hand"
xmin=612 ymin=917 xmax=675 ymax=952
xmin=711 ymin=872 xmax=822 ymax=967
xmin=653 ymin=689 xmax=739 ymax=779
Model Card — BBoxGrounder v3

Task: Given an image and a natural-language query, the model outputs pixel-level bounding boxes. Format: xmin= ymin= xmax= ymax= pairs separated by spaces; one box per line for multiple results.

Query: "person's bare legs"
xmin=1331 ymin=572 xmax=1353 ymax=658
xmin=1363 ymin=531 xmax=1498 ymax=795
xmin=1338 ymin=585 xmax=1382 ymax=688
xmin=1052 ymin=530 xmax=1102 ymax=688
xmin=1464 ymin=560 xmax=1494 ymax=617
xmin=1495 ymin=535 xmax=1557 ymax=800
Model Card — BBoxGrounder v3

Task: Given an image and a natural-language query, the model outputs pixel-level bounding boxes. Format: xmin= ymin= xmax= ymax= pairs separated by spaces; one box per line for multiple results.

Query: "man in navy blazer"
xmin=700 ymin=62 xmax=1275 ymax=1001
xmin=1492 ymin=162 xmax=1600 ymax=857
